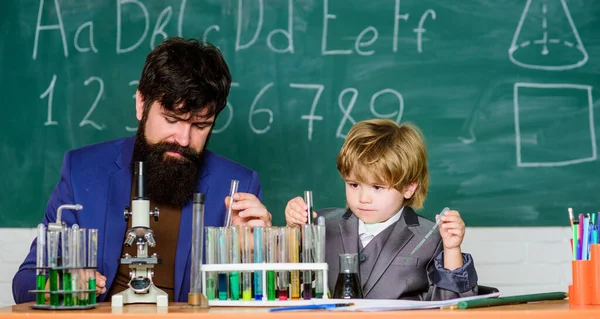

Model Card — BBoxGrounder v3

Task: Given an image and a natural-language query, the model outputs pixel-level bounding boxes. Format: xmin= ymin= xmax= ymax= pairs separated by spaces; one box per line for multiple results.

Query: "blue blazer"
xmin=12 ymin=136 xmax=262 ymax=303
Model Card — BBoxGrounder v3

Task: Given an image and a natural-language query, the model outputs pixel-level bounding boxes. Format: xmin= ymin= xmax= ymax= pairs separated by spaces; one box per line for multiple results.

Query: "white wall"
xmin=0 ymin=227 xmax=572 ymax=306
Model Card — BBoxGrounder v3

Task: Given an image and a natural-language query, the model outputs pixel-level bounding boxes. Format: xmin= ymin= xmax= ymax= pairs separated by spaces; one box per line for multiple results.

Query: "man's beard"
xmin=131 ymin=127 xmax=206 ymax=208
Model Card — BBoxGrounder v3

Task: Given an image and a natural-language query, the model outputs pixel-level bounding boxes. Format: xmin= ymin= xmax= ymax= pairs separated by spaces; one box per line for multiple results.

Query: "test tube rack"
xmin=29 ymin=265 xmax=98 ymax=310
xmin=201 ymin=262 xmax=328 ymax=306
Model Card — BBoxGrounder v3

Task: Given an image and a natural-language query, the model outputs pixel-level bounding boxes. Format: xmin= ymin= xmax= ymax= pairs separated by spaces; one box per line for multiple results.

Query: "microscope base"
xmin=111 ymin=284 xmax=168 ymax=307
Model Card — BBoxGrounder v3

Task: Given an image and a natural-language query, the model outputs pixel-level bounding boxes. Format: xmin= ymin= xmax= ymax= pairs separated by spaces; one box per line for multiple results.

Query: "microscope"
xmin=111 ymin=161 xmax=168 ymax=307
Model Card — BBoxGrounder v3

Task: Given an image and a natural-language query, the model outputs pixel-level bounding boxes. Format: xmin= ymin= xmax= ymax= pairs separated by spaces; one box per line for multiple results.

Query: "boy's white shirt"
xmin=358 ymin=206 xmax=404 ymax=247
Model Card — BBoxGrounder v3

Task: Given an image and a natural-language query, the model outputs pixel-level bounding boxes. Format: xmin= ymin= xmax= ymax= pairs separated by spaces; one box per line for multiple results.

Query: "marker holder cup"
xmin=569 ymin=243 xmax=600 ymax=306
xmin=201 ymin=262 xmax=328 ymax=306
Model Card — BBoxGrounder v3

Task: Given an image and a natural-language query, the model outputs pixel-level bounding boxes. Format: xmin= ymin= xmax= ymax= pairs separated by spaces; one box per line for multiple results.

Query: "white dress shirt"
xmin=358 ymin=207 xmax=404 ymax=248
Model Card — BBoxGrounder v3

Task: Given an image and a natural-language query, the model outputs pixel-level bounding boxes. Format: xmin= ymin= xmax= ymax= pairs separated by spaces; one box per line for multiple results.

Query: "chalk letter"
xmin=322 ymin=0 xmax=351 ymax=55
xmin=392 ymin=0 xmax=409 ymax=52
xmin=267 ymin=0 xmax=294 ymax=53
xmin=413 ymin=9 xmax=436 ymax=53
xmin=151 ymin=7 xmax=173 ymax=48
xmin=33 ymin=0 xmax=68 ymax=59
xmin=355 ymin=26 xmax=378 ymax=56
xmin=117 ymin=0 xmax=149 ymax=54
xmin=74 ymin=21 xmax=98 ymax=53
xmin=235 ymin=0 xmax=264 ymax=51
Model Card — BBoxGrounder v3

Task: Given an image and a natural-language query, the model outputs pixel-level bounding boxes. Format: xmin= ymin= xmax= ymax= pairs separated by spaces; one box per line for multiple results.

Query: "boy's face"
xmin=344 ymin=173 xmax=416 ymax=224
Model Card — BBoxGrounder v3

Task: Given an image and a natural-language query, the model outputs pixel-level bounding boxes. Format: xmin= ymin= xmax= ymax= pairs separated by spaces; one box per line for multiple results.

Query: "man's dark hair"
xmin=137 ymin=37 xmax=232 ymax=119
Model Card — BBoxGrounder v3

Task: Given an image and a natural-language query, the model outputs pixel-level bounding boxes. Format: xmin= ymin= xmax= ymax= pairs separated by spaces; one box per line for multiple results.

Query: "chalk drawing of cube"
xmin=514 ymin=83 xmax=595 ymax=167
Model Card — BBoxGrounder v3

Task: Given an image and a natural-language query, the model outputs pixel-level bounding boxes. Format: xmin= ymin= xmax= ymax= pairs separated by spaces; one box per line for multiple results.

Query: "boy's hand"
xmin=285 ymin=196 xmax=317 ymax=226
xmin=225 ymin=192 xmax=272 ymax=227
xmin=438 ymin=209 xmax=466 ymax=250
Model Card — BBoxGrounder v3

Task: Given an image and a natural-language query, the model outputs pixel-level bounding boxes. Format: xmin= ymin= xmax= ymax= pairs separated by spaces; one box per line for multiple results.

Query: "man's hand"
xmin=45 ymin=271 xmax=107 ymax=298
xmin=225 ymin=192 xmax=272 ymax=227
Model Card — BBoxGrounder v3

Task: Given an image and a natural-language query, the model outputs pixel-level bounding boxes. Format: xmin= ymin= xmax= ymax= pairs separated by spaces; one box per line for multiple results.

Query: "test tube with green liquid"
xmin=216 ymin=227 xmax=229 ymax=300
xmin=61 ymin=226 xmax=73 ymax=306
xmin=205 ymin=227 xmax=217 ymax=300
xmin=70 ymin=225 xmax=79 ymax=305
xmin=229 ymin=226 xmax=240 ymax=300
xmin=241 ymin=226 xmax=252 ymax=300
xmin=253 ymin=227 xmax=264 ymax=300
xmin=47 ymin=229 xmax=59 ymax=307
xmin=87 ymin=229 xmax=98 ymax=305
xmin=77 ymin=228 xmax=87 ymax=306
xmin=289 ymin=227 xmax=300 ymax=300
xmin=35 ymin=224 xmax=46 ymax=305
xmin=265 ymin=227 xmax=277 ymax=300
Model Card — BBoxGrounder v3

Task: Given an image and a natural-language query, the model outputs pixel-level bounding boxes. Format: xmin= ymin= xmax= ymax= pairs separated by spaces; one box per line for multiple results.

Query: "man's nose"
xmin=173 ymin=123 xmax=191 ymax=147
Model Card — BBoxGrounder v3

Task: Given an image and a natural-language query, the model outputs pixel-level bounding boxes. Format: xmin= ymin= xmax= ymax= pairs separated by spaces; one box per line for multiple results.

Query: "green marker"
xmin=405 ymin=207 xmax=450 ymax=262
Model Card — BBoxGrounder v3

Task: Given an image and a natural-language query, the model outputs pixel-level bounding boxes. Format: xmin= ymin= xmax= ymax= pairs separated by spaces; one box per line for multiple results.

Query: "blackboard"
xmin=1 ymin=0 xmax=599 ymax=227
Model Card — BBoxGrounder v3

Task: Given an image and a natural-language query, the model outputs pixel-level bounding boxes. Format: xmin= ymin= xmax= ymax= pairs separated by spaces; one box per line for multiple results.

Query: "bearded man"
xmin=13 ymin=37 xmax=271 ymax=303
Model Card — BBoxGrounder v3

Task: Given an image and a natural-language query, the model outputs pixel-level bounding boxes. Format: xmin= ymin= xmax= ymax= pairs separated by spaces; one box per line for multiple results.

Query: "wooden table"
xmin=0 ymin=301 xmax=599 ymax=319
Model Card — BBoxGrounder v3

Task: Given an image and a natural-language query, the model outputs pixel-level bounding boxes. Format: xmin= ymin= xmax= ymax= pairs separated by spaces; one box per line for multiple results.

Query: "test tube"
xmin=241 ymin=226 xmax=252 ymax=300
xmin=205 ymin=227 xmax=217 ymax=300
xmin=77 ymin=228 xmax=87 ymax=306
xmin=302 ymin=224 xmax=313 ymax=299
xmin=189 ymin=193 xmax=207 ymax=306
xmin=61 ymin=226 xmax=73 ymax=306
xmin=304 ymin=191 xmax=313 ymax=224
xmin=47 ymin=229 xmax=59 ymax=307
xmin=289 ymin=227 xmax=300 ymax=300
xmin=87 ymin=229 xmax=98 ymax=305
xmin=216 ymin=227 xmax=229 ymax=300
xmin=277 ymin=227 xmax=289 ymax=300
xmin=35 ymin=224 xmax=46 ymax=305
xmin=229 ymin=226 xmax=240 ymax=300
xmin=314 ymin=219 xmax=326 ymax=298
xmin=253 ymin=227 xmax=264 ymax=300
xmin=70 ymin=225 xmax=79 ymax=305
xmin=265 ymin=227 xmax=277 ymax=300
xmin=224 ymin=180 xmax=239 ymax=227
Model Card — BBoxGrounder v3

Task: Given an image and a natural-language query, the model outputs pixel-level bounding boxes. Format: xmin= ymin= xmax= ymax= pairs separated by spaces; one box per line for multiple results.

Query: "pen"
xmin=269 ymin=303 xmax=354 ymax=312
xmin=405 ymin=207 xmax=450 ymax=262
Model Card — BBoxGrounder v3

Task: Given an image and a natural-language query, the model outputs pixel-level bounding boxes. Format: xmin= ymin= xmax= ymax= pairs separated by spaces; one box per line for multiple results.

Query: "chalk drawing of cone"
xmin=508 ymin=0 xmax=588 ymax=71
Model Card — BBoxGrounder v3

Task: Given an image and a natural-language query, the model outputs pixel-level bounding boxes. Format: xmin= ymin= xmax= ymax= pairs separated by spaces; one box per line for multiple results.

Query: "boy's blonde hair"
xmin=336 ymin=119 xmax=429 ymax=209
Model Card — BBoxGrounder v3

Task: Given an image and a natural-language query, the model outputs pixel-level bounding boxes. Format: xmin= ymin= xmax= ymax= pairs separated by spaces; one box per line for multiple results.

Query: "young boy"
xmin=285 ymin=119 xmax=479 ymax=300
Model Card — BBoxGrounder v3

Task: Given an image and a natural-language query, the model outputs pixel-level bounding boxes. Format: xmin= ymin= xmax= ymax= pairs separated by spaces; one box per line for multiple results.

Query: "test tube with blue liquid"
xmin=253 ymin=226 xmax=264 ymax=300
xmin=216 ymin=227 xmax=229 ymax=300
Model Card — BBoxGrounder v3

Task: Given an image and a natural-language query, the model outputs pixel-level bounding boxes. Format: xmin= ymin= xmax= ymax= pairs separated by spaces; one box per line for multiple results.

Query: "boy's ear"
xmin=403 ymin=181 xmax=418 ymax=199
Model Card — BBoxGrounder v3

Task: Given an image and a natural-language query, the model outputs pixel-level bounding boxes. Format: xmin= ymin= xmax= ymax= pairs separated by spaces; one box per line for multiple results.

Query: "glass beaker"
xmin=333 ymin=253 xmax=363 ymax=299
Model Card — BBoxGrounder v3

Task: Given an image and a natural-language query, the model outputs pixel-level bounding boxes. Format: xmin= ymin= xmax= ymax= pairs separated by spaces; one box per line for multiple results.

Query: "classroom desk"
xmin=0 ymin=301 xmax=598 ymax=319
